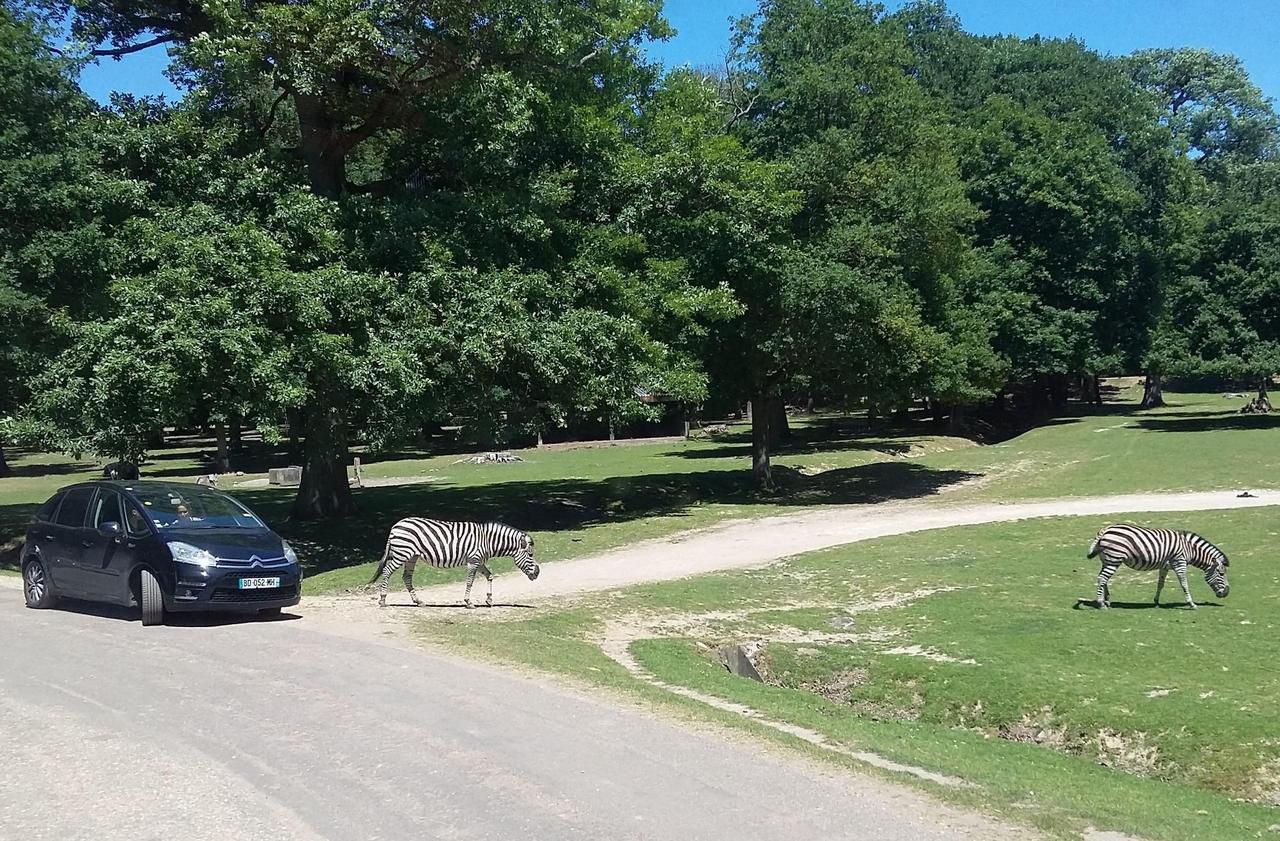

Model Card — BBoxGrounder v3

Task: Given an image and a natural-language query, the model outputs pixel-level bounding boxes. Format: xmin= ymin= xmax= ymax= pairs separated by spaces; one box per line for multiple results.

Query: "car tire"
xmin=23 ymin=558 xmax=58 ymax=609
xmin=258 ymin=607 xmax=282 ymax=618
xmin=139 ymin=569 xmax=164 ymax=626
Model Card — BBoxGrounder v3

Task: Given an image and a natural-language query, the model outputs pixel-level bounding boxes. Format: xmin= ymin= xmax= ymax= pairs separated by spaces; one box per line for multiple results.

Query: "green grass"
xmin=919 ymin=390 xmax=1280 ymax=499
xmin=4 ymin=388 xmax=1279 ymax=596
xmin=427 ymin=507 xmax=1280 ymax=839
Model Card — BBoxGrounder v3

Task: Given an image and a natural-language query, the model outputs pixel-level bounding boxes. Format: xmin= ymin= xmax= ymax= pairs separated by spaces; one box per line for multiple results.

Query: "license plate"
xmin=239 ymin=577 xmax=280 ymax=590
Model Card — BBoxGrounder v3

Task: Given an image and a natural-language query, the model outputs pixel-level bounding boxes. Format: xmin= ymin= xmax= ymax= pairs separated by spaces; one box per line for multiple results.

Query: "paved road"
xmin=1 ymin=596 xmax=1025 ymax=841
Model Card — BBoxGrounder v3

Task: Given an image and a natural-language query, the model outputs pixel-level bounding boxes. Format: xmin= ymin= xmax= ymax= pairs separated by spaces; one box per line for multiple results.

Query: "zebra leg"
xmin=478 ymin=562 xmax=494 ymax=606
xmin=1154 ymin=567 xmax=1168 ymax=605
xmin=463 ymin=562 xmax=479 ymax=609
xmin=1173 ymin=559 xmax=1197 ymax=609
xmin=1096 ymin=564 xmax=1118 ymax=608
xmin=402 ymin=557 xmax=422 ymax=606
xmin=379 ymin=557 xmax=403 ymax=608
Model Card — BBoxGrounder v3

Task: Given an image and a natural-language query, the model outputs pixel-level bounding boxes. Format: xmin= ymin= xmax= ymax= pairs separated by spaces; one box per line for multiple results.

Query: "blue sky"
xmin=78 ymin=0 xmax=1280 ymax=105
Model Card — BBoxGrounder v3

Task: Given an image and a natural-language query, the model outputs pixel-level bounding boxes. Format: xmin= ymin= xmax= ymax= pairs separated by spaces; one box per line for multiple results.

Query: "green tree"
xmin=0 ymin=8 xmax=139 ymax=473
xmin=725 ymin=0 xmax=988 ymax=485
xmin=1126 ymin=48 xmax=1280 ymax=170
xmin=36 ymin=0 xmax=680 ymax=517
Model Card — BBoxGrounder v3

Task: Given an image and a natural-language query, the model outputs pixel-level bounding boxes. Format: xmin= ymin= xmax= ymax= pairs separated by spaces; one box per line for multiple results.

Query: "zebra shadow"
xmin=1072 ymin=599 xmax=1224 ymax=610
xmin=385 ymin=602 xmax=537 ymax=610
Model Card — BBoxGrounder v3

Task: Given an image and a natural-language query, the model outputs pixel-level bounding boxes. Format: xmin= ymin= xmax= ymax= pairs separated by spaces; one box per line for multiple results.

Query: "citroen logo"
xmin=250 ymin=556 xmax=263 ymax=568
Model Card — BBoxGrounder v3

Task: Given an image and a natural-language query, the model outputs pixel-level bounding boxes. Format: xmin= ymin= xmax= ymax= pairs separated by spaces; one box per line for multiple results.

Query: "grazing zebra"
xmin=1087 ymin=524 xmax=1230 ymax=610
xmin=369 ymin=519 xmax=539 ymax=608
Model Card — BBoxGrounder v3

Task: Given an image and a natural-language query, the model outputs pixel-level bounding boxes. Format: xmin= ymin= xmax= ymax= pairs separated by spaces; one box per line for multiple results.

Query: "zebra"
xmin=1086 ymin=524 xmax=1230 ymax=610
xmin=368 ymin=519 xmax=539 ymax=608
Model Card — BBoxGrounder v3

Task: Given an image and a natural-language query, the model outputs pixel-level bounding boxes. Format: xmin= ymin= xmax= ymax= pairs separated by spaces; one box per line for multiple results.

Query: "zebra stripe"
xmin=369 ymin=518 xmax=539 ymax=608
xmin=1086 ymin=524 xmax=1230 ymax=610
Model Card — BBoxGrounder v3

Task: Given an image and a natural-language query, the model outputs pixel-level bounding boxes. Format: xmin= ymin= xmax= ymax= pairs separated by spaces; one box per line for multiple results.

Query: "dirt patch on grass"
xmin=1092 ymin=729 xmax=1162 ymax=776
xmin=804 ymin=668 xmax=870 ymax=702
xmin=985 ymin=708 xmax=1166 ymax=779
xmin=1246 ymin=758 xmax=1280 ymax=806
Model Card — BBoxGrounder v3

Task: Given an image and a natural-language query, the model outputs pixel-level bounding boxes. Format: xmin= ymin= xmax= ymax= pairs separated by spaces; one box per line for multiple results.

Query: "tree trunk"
xmin=948 ymin=404 xmax=967 ymax=434
xmin=1089 ymin=374 xmax=1103 ymax=406
xmin=213 ymin=421 xmax=230 ymax=474
xmin=287 ymin=409 xmax=302 ymax=456
xmin=1140 ymin=371 xmax=1165 ymax=408
xmin=806 ymin=396 xmax=815 ymax=414
xmin=295 ymin=95 xmax=349 ymax=198
xmin=930 ymin=398 xmax=948 ymax=425
xmin=0 ymin=442 xmax=9 ymax=477
xmin=893 ymin=404 xmax=911 ymax=425
xmin=751 ymin=390 xmax=774 ymax=492
xmin=1049 ymin=373 xmax=1069 ymax=411
xmin=292 ymin=401 xmax=355 ymax=520
xmin=768 ymin=398 xmax=791 ymax=448
xmin=230 ymin=415 xmax=243 ymax=452
xmin=1258 ymin=376 xmax=1272 ymax=411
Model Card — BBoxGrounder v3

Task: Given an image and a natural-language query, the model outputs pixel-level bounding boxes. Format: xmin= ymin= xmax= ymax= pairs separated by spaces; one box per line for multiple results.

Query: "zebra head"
xmin=513 ymin=532 xmax=539 ymax=580
xmin=1195 ymin=536 xmax=1230 ymax=599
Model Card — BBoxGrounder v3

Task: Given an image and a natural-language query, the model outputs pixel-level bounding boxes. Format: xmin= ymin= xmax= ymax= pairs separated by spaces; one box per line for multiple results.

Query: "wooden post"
xmin=536 ymin=430 xmax=544 ymax=448
xmin=352 ymin=456 xmax=363 ymax=488
xmin=683 ymin=420 xmax=690 ymax=439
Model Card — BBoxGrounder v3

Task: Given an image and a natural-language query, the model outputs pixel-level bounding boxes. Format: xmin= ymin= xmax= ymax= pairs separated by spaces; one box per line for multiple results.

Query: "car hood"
xmin=163 ymin=528 xmax=286 ymax=561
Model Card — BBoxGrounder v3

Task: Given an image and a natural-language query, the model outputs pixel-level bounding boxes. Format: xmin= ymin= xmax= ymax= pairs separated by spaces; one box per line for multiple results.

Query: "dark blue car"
xmin=21 ymin=480 xmax=301 ymax=625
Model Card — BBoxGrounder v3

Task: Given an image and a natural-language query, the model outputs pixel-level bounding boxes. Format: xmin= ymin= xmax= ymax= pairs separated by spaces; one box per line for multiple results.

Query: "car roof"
xmin=54 ymin=479 xmax=228 ymax=497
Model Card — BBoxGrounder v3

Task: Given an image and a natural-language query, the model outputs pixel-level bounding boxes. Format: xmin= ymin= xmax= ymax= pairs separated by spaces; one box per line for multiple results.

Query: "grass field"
xmin=5 ymin=388 xmax=1279 ymax=593
xmin=427 ymin=507 xmax=1280 ymax=840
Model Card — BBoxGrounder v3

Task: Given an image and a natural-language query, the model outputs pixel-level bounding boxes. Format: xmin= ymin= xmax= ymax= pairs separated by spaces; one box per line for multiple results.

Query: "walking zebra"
xmin=1087 ymin=524 xmax=1229 ymax=610
xmin=369 ymin=519 xmax=539 ymax=608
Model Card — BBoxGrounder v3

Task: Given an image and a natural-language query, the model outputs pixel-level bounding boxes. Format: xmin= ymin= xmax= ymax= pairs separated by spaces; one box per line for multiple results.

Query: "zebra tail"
xmin=1086 ymin=536 xmax=1102 ymax=559
xmin=368 ymin=539 xmax=392 ymax=585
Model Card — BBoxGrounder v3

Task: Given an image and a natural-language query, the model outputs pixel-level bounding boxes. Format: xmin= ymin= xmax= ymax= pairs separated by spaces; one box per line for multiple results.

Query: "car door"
xmin=77 ymin=487 xmax=139 ymax=603
xmin=42 ymin=487 xmax=96 ymax=595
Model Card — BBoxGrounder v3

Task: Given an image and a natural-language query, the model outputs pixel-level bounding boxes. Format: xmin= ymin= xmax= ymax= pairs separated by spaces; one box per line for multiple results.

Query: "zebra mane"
xmin=1185 ymin=531 xmax=1228 ymax=567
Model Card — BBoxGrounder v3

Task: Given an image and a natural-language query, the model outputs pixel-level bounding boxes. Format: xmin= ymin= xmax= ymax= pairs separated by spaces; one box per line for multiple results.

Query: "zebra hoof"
xmin=464 ymin=601 xmax=474 ymax=610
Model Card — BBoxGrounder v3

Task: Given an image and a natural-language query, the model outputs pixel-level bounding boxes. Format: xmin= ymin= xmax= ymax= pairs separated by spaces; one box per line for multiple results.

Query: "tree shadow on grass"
xmin=1 ymin=461 xmax=100 ymax=479
xmin=1135 ymin=415 xmax=1280 ymax=433
xmin=226 ymin=460 xmax=979 ymax=578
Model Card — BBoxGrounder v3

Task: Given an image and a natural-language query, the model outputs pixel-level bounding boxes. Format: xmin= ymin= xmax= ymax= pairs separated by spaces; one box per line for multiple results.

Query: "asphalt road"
xmin=0 ymin=595 xmax=1025 ymax=841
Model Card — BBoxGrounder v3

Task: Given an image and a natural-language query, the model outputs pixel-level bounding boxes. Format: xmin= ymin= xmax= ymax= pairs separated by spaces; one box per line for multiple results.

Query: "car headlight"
xmin=282 ymin=540 xmax=299 ymax=566
xmin=168 ymin=541 xmax=218 ymax=568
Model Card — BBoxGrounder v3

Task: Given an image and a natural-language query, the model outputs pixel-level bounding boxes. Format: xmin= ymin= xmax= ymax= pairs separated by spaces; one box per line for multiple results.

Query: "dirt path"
xmin=330 ymin=488 xmax=1272 ymax=610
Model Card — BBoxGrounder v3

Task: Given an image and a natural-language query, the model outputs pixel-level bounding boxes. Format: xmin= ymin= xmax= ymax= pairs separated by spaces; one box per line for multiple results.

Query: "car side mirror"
xmin=100 ymin=521 xmax=123 ymax=535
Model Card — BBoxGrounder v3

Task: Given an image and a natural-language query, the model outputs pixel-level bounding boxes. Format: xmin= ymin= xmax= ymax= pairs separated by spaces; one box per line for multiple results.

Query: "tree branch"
xmin=92 ymin=33 xmax=178 ymax=58
xmin=258 ymin=89 xmax=290 ymax=138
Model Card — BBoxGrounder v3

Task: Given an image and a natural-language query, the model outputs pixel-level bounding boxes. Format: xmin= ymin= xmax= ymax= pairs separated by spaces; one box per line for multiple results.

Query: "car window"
xmin=130 ymin=487 xmax=264 ymax=530
xmin=92 ymin=489 xmax=124 ymax=529
xmin=34 ymin=494 xmax=63 ymax=523
xmin=53 ymin=488 xmax=94 ymax=528
xmin=124 ymin=502 xmax=150 ymax=537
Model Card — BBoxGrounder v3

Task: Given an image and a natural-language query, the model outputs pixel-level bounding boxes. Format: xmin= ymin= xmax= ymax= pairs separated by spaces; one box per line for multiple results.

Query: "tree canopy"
xmin=4 ymin=0 xmax=1279 ymax=495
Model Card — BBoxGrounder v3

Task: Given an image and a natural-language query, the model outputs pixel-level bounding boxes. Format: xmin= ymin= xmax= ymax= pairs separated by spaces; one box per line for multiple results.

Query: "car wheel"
xmin=258 ymin=607 xmax=282 ymax=618
xmin=23 ymin=558 xmax=57 ymax=609
xmin=139 ymin=569 xmax=164 ymax=626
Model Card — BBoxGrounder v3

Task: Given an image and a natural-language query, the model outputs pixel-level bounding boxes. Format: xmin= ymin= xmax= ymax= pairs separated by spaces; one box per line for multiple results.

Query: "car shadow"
xmin=50 ymin=598 xmax=302 ymax=626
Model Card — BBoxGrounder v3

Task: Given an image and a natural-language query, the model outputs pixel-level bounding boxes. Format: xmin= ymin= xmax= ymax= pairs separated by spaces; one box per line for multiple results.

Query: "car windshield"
xmin=129 ymin=487 xmax=264 ymax=530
